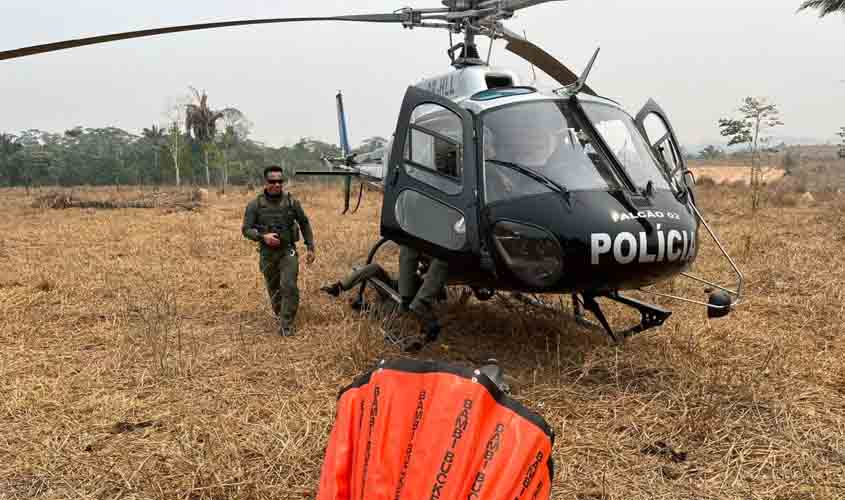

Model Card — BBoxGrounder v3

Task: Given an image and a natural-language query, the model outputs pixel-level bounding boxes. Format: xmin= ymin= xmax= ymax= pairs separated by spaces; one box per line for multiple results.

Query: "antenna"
xmin=486 ymin=36 xmax=494 ymax=65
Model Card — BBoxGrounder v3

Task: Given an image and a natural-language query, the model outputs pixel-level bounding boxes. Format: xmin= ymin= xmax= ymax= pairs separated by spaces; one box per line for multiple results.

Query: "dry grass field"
xmin=1 ymin=181 xmax=843 ymax=500
xmin=689 ymin=166 xmax=786 ymax=186
xmin=689 ymin=153 xmax=845 ymax=191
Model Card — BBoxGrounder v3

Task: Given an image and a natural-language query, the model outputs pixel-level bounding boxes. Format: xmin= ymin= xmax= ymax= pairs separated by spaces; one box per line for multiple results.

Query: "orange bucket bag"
xmin=316 ymin=358 xmax=554 ymax=500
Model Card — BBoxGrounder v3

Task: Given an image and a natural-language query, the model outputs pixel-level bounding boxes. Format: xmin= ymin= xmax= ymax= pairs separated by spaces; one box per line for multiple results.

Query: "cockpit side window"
xmin=581 ymin=102 xmax=674 ymax=192
xmin=643 ymin=113 xmax=685 ymax=190
xmin=403 ymin=103 xmax=463 ymax=195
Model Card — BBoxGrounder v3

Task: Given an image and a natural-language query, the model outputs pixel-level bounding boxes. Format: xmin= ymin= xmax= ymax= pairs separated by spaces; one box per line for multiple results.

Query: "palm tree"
xmin=142 ymin=125 xmax=165 ymax=141
xmin=185 ymin=87 xmax=243 ymax=186
xmin=798 ymin=0 xmax=845 ymax=16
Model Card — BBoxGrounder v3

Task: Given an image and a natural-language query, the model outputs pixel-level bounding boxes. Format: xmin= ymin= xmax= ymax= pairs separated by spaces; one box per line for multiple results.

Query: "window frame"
xmin=402 ymin=113 xmax=465 ymax=190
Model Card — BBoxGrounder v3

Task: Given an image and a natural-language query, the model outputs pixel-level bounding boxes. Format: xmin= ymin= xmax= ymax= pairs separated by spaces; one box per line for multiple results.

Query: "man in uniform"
xmin=320 ymin=244 xmax=446 ymax=348
xmin=242 ymin=165 xmax=315 ymax=336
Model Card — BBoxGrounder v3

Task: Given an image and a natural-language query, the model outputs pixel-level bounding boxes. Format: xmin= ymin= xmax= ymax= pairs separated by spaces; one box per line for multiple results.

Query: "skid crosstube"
xmin=575 ymin=292 xmax=671 ymax=343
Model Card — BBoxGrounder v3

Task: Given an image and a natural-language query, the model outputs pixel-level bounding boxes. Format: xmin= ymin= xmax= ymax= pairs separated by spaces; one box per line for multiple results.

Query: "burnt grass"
xmin=0 ymin=182 xmax=842 ymax=499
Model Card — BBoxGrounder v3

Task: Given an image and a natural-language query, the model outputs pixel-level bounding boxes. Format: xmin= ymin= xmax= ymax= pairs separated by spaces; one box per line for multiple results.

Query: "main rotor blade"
xmin=0 ymin=13 xmax=406 ymax=61
xmin=479 ymin=0 xmax=565 ymax=12
xmin=502 ymin=33 xmax=595 ymax=95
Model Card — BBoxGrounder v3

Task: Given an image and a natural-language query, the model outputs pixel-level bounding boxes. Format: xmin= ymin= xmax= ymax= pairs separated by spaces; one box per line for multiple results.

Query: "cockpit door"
xmin=634 ymin=99 xmax=694 ymax=200
xmin=380 ymin=86 xmax=479 ymax=260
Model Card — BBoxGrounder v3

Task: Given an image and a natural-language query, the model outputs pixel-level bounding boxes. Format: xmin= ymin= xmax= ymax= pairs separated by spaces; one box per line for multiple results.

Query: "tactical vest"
xmin=256 ymin=193 xmax=300 ymax=246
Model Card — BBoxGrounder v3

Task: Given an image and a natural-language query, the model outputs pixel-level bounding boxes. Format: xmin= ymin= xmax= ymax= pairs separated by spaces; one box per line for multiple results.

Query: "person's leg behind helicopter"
xmin=320 ymin=263 xmax=396 ymax=297
xmin=399 ymin=245 xmax=447 ymax=343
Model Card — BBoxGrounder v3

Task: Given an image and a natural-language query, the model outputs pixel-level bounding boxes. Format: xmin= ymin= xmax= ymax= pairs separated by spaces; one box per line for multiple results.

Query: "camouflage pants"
xmin=398 ymin=245 xmax=448 ymax=316
xmin=259 ymin=248 xmax=299 ymax=328
xmin=338 ymin=263 xmax=395 ymax=291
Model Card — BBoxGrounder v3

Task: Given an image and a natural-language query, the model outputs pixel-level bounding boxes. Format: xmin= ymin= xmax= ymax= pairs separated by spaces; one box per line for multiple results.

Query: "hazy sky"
xmin=2 ymin=0 xmax=844 ymax=150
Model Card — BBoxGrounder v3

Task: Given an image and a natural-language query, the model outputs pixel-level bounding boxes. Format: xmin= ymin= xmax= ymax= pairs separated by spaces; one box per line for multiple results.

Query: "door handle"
xmin=391 ymin=165 xmax=400 ymax=186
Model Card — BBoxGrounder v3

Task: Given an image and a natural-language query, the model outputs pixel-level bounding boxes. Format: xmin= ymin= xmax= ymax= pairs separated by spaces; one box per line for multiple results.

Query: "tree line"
xmin=0 ymin=88 xmax=387 ymax=189
xmin=0 ymin=127 xmax=356 ymax=189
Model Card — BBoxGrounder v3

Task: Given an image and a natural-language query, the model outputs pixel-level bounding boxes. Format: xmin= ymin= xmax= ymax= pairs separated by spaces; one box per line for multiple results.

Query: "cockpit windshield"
xmin=581 ymin=102 xmax=673 ymax=192
xmin=482 ymin=101 xmax=619 ymax=204
xmin=481 ymin=100 xmax=676 ymax=205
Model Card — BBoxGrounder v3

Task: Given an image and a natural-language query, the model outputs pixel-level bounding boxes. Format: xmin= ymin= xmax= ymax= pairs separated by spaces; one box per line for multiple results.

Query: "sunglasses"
xmin=266 ymin=179 xmax=284 ymax=185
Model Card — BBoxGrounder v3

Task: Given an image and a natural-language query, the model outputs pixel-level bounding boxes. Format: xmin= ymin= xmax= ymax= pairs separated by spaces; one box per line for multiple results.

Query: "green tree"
xmin=0 ymin=119 xmax=343 ymax=188
xmin=698 ymin=145 xmax=724 ymax=160
xmin=0 ymin=133 xmax=23 ymax=186
xmin=717 ymin=119 xmax=752 ymax=148
xmin=718 ymin=96 xmax=784 ymax=211
xmin=15 ymin=130 xmax=50 ymax=188
xmin=216 ymin=112 xmax=253 ymax=193
xmin=798 ymin=0 xmax=845 ymax=17
xmin=353 ymin=136 xmax=388 ymax=155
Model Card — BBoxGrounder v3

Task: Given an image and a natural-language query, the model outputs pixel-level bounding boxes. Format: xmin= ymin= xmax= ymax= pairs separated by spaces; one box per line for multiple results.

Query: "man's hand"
xmin=306 ymin=248 xmax=316 ymax=265
xmin=263 ymin=233 xmax=281 ymax=247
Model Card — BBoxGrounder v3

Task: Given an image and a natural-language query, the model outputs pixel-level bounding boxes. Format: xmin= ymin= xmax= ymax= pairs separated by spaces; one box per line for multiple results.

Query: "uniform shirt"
xmin=242 ymin=191 xmax=315 ymax=251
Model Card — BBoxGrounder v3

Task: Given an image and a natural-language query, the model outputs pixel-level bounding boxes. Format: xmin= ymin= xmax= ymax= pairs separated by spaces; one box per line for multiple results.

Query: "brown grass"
xmin=1 ymin=183 xmax=843 ymax=499
xmin=30 ymin=187 xmax=205 ymax=211
xmin=690 ymin=158 xmax=845 ymax=193
xmin=689 ymin=165 xmax=786 ymax=186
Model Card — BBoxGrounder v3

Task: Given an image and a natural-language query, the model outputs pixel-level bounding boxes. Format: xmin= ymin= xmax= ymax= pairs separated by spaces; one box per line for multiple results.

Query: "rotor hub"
xmin=441 ymin=0 xmax=474 ymax=8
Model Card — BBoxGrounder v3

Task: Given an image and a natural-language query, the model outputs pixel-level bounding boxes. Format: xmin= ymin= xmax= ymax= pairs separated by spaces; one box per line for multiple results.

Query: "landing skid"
xmin=574 ymin=292 xmax=671 ymax=343
xmin=345 ymin=239 xmax=672 ymax=348
xmin=346 ymin=272 xmax=433 ymax=352
xmin=510 ymin=291 xmax=671 ymax=343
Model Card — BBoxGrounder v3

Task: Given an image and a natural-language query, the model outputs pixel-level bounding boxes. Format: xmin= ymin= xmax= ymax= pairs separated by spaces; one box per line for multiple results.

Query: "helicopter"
xmin=1 ymin=0 xmax=743 ymax=347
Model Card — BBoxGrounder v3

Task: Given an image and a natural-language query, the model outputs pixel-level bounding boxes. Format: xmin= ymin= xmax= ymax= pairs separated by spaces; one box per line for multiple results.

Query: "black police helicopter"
xmin=1 ymin=0 xmax=743 ymax=345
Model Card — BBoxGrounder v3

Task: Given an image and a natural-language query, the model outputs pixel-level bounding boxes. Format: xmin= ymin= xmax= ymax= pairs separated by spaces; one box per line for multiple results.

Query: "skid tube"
xmin=574 ymin=292 xmax=671 ymax=343
xmin=510 ymin=291 xmax=671 ymax=343
xmin=353 ymin=237 xmax=393 ymax=308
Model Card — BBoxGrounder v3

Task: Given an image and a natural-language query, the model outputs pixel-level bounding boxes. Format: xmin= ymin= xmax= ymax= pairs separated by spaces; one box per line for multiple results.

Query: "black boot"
xmin=320 ymin=282 xmax=342 ymax=297
xmin=423 ymin=319 xmax=441 ymax=342
xmin=400 ymin=296 xmax=413 ymax=313
xmin=409 ymin=302 xmax=440 ymax=343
